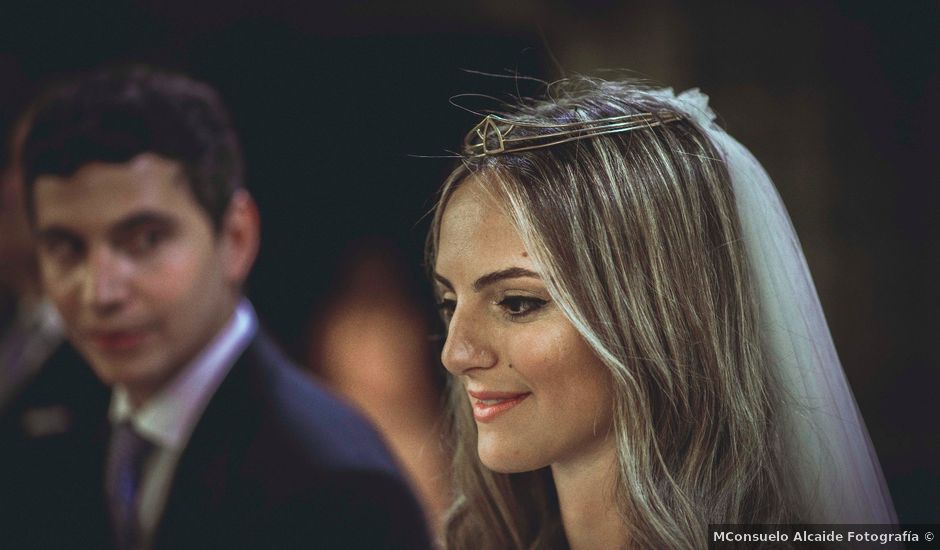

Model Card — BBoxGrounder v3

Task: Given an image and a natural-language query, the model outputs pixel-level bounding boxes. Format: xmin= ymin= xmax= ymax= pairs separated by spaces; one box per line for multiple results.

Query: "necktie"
xmin=105 ymin=421 xmax=154 ymax=550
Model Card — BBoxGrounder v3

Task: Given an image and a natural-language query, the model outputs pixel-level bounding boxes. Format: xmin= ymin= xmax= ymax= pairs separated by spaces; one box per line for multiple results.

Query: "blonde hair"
xmin=427 ymin=79 xmax=799 ymax=549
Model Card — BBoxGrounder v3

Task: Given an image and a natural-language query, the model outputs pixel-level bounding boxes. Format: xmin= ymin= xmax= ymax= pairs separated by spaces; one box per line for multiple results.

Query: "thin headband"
xmin=462 ymin=111 xmax=683 ymax=157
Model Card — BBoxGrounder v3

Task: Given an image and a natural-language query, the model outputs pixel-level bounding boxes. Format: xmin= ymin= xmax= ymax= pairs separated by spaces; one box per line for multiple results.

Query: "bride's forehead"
xmin=440 ymin=183 xmax=519 ymax=244
xmin=436 ymin=190 xmax=534 ymax=275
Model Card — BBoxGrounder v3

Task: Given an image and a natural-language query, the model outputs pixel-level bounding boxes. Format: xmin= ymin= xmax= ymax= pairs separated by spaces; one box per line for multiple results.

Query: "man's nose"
xmin=81 ymin=246 xmax=130 ymax=312
xmin=440 ymin=308 xmax=497 ymax=375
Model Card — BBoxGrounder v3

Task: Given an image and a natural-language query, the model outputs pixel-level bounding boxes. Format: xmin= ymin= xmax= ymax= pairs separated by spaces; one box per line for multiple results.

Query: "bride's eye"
xmin=436 ymin=298 xmax=457 ymax=322
xmin=498 ymin=296 xmax=547 ymax=319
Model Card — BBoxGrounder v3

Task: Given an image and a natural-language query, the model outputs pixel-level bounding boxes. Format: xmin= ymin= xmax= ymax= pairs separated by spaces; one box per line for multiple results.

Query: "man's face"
xmin=33 ymin=154 xmax=249 ymax=404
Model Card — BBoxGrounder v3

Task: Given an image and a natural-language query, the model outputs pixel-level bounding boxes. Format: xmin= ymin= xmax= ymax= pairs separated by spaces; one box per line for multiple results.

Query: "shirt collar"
xmin=109 ymin=299 xmax=258 ymax=449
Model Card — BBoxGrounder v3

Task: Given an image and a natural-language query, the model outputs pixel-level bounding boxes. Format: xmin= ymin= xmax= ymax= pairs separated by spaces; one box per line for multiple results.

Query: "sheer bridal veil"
xmin=657 ymin=88 xmax=897 ymax=525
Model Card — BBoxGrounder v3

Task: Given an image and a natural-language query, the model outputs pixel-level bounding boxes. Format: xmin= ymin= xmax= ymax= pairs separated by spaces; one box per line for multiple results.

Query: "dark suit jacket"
xmin=1 ymin=334 xmax=432 ymax=550
xmin=0 ymin=342 xmax=112 ymax=550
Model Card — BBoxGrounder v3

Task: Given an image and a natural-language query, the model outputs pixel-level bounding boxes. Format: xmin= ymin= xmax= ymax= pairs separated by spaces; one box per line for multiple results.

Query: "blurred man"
xmin=16 ymin=66 xmax=430 ymax=550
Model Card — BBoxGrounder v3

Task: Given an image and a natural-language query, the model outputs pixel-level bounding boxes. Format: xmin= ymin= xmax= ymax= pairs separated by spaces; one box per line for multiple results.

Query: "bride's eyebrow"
xmin=433 ymin=267 xmax=541 ymax=294
xmin=472 ymin=267 xmax=541 ymax=291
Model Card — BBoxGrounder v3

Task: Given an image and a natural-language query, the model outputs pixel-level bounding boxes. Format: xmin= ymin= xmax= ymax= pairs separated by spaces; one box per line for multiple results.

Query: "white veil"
xmin=653 ymin=89 xmax=898 ymax=524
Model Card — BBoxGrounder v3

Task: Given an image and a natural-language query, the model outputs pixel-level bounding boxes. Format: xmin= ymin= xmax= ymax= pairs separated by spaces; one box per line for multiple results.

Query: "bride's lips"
xmin=467 ymin=390 xmax=531 ymax=423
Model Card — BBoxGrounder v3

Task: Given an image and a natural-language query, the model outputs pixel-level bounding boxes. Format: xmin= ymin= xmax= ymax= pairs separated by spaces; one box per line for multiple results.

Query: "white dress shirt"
xmin=108 ymin=299 xmax=258 ymax=549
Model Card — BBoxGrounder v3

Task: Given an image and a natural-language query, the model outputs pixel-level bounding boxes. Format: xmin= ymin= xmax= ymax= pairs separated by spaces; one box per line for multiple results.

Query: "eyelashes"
xmin=436 ymin=295 xmax=549 ymax=323
xmin=498 ymin=296 xmax=547 ymax=319
xmin=436 ymin=298 xmax=456 ymax=322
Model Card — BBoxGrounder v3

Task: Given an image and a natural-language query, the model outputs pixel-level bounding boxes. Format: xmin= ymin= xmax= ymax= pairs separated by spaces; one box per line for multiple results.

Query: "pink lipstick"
xmin=468 ymin=390 xmax=531 ymax=423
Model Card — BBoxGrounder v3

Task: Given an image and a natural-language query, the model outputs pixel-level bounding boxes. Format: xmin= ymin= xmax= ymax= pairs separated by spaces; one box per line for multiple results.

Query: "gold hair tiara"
xmin=462 ymin=111 xmax=683 ymax=157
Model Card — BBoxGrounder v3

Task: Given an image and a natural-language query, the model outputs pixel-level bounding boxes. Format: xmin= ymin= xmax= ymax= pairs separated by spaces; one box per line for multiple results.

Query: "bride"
xmin=427 ymin=78 xmax=896 ymax=548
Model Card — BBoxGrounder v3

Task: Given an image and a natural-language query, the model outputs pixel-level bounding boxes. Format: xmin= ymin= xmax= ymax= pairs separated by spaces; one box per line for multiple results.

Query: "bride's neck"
xmin=551 ymin=437 xmax=628 ymax=550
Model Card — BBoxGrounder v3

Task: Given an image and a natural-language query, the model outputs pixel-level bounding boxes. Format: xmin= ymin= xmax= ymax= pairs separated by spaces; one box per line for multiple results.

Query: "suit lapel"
xmin=150 ymin=337 xmax=264 ymax=550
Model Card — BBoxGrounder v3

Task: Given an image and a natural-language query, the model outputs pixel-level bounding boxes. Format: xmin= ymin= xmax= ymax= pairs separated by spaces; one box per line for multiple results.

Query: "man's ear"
xmin=220 ymin=189 xmax=260 ymax=285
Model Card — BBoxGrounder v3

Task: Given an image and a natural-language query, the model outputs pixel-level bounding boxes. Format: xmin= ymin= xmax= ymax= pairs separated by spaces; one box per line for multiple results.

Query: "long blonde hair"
xmin=427 ymin=79 xmax=798 ymax=549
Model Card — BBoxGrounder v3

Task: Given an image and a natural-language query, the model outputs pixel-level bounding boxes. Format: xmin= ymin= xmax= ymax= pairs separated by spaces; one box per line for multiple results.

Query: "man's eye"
xmin=123 ymin=228 xmax=168 ymax=256
xmin=499 ymin=296 xmax=547 ymax=318
xmin=41 ymin=236 xmax=84 ymax=264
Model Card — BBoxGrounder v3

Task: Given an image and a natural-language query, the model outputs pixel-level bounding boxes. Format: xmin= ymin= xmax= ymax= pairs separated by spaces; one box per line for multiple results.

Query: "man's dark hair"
xmin=22 ymin=65 xmax=244 ymax=230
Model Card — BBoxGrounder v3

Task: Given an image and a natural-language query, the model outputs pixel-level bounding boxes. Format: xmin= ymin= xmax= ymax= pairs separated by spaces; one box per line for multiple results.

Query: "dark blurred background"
xmin=2 ymin=0 xmax=936 ymax=523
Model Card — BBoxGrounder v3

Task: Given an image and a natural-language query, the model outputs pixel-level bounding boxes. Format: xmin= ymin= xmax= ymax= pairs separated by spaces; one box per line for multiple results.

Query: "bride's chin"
xmin=477 ymin=446 xmax=545 ymax=474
